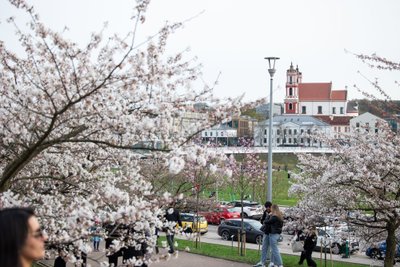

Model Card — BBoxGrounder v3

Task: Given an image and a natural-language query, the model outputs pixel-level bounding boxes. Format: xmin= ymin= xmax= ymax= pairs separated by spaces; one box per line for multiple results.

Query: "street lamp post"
xmin=264 ymin=57 xmax=279 ymax=202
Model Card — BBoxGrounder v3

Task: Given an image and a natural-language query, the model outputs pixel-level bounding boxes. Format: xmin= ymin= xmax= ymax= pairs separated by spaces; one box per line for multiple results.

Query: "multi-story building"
xmin=201 ymin=124 xmax=237 ymax=146
xmin=314 ymin=116 xmax=351 ymax=139
xmin=227 ymin=115 xmax=258 ymax=138
xmin=350 ymin=112 xmax=385 ymax=134
xmin=283 ymin=63 xmax=349 ymax=116
xmin=254 ymin=115 xmax=330 ymax=147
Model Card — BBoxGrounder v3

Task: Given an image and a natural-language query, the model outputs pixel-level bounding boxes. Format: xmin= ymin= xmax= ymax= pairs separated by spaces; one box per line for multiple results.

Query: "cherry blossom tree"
xmin=290 ymin=123 xmax=400 ymax=266
xmin=227 ymin=138 xmax=266 ymax=256
xmin=0 ymin=0 xmax=241 ymax=264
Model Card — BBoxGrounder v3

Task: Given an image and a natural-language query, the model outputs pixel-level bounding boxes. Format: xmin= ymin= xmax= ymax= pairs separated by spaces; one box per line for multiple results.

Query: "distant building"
xmin=313 ymin=116 xmax=351 ymax=139
xmin=227 ymin=115 xmax=258 ymax=138
xmin=283 ymin=63 xmax=349 ymax=117
xmin=254 ymin=115 xmax=330 ymax=147
xmin=201 ymin=124 xmax=237 ymax=146
xmin=350 ymin=112 xmax=386 ymax=134
xmin=256 ymin=103 xmax=283 ymax=119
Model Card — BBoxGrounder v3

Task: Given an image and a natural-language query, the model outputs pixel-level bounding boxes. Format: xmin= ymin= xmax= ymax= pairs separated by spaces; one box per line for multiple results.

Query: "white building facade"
xmin=254 ymin=115 xmax=330 ymax=147
xmin=350 ymin=112 xmax=385 ymax=134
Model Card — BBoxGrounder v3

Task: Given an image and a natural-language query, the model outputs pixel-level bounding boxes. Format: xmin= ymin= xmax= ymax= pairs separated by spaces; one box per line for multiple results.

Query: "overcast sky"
xmin=1 ymin=0 xmax=399 ymax=103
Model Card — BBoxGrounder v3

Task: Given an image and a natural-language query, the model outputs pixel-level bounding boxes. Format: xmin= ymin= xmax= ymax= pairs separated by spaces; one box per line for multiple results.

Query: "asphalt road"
xmin=177 ymin=225 xmax=380 ymax=266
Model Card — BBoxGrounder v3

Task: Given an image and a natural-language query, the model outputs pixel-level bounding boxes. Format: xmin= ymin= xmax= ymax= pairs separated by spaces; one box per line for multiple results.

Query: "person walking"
xmin=165 ymin=205 xmax=182 ymax=254
xmin=264 ymin=204 xmax=284 ymax=267
xmin=254 ymin=201 xmax=272 ymax=267
xmin=0 ymin=207 xmax=47 ymax=267
xmin=298 ymin=227 xmax=317 ymax=266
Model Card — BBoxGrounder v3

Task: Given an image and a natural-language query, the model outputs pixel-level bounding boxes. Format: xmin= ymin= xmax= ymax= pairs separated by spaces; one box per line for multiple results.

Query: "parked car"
xmin=228 ymin=200 xmax=263 ymax=219
xmin=180 ymin=213 xmax=208 ymax=234
xmin=366 ymin=240 xmax=400 ymax=260
xmin=217 ymin=218 xmax=265 ymax=245
xmin=316 ymin=227 xmax=359 ymax=254
xmin=199 ymin=206 xmax=241 ymax=225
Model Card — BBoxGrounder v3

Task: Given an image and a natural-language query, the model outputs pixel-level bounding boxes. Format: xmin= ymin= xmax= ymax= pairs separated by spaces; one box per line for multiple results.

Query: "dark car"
xmin=366 ymin=240 xmax=400 ymax=260
xmin=217 ymin=218 xmax=264 ymax=245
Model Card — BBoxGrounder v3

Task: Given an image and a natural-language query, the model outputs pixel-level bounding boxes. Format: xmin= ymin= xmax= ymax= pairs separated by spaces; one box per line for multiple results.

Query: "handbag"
xmin=291 ymin=240 xmax=304 ymax=252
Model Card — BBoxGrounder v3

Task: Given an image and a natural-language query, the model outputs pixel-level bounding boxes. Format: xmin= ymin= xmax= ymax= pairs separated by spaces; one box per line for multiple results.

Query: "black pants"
xmin=299 ymin=250 xmax=317 ymax=267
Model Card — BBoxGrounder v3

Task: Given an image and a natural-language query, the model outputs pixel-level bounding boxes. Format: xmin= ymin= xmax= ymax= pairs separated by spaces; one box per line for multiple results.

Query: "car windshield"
xmin=247 ymin=220 xmax=262 ymax=230
xmin=227 ymin=208 xmax=236 ymax=212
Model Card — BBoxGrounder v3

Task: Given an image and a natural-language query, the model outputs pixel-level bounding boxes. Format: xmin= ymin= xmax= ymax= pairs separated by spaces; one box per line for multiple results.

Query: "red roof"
xmin=298 ymin=83 xmax=331 ymax=101
xmin=298 ymin=83 xmax=347 ymax=101
xmin=331 ymin=90 xmax=347 ymax=101
xmin=314 ymin=116 xmax=351 ymax=126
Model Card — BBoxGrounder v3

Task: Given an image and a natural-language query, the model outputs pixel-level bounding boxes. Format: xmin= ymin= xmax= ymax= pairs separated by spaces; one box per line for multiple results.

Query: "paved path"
xmin=151 ymin=251 xmax=251 ymax=267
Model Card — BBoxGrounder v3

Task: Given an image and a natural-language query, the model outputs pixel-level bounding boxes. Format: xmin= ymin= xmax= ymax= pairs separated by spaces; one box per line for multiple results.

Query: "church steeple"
xmin=284 ymin=63 xmax=301 ymax=114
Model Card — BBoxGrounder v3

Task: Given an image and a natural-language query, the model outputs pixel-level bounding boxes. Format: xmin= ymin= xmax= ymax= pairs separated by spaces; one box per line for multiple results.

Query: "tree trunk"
xmin=384 ymin=222 xmax=397 ymax=267
xmin=240 ymin=190 xmax=245 ymax=256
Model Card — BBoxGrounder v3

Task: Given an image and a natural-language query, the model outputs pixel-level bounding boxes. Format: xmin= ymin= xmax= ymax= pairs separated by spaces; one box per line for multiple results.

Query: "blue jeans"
xmin=261 ymin=234 xmax=270 ymax=264
xmin=269 ymin=234 xmax=283 ymax=266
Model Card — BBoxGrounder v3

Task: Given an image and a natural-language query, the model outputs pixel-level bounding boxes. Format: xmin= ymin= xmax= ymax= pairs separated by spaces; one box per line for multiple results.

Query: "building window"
xmin=318 ymin=106 xmax=322 ymax=114
xmin=334 ymin=126 xmax=337 ymax=132
xmin=307 ymin=138 xmax=311 ymax=144
xmin=205 ymin=132 xmax=207 ymax=137
xmin=294 ymin=138 xmax=297 ymax=143
xmin=264 ymin=138 xmax=267 ymax=143
xmin=289 ymin=88 xmax=293 ymax=96
xmin=277 ymin=129 xmax=280 ymax=135
xmin=301 ymin=129 xmax=304 ymax=134
xmin=300 ymin=138 xmax=304 ymax=143
xmin=302 ymin=106 xmax=306 ymax=114
xmin=289 ymin=103 xmax=293 ymax=110
xmin=284 ymin=129 xmax=287 ymax=135
xmin=289 ymin=76 xmax=292 ymax=84
xmin=210 ymin=132 xmax=213 ymax=137
xmin=277 ymin=138 xmax=280 ymax=143
xmin=332 ymin=107 xmax=336 ymax=114
xmin=338 ymin=127 xmax=341 ymax=133
xmin=356 ymin=122 xmax=360 ymax=128
xmin=307 ymin=129 xmax=311 ymax=134
xmin=288 ymin=138 xmax=292 ymax=144
xmin=340 ymin=107 xmax=344 ymax=114
xmin=264 ymin=129 xmax=267 ymax=135
xmin=289 ymin=129 xmax=292 ymax=135
xmin=375 ymin=129 xmax=378 ymax=133
xmin=294 ymin=129 xmax=297 ymax=135
xmin=221 ymin=132 xmax=224 ymax=136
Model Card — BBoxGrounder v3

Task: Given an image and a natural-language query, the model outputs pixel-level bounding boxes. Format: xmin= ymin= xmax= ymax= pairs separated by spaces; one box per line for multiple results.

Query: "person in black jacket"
xmin=298 ymin=227 xmax=317 ymax=266
xmin=264 ymin=204 xmax=284 ymax=267
xmin=165 ymin=206 xmax=182 ymax=254
xmin=253 ymin=201 xmax=272 ymax=267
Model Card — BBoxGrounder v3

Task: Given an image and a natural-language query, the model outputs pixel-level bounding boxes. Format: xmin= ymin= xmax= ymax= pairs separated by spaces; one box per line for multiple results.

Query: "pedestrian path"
xmin=151 ymin=251 xmax=252 ymax=267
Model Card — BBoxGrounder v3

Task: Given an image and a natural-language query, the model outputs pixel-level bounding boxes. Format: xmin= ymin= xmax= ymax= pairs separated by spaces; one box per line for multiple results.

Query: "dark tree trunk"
xmin=384 ymin=222 xmax=397 ymax=267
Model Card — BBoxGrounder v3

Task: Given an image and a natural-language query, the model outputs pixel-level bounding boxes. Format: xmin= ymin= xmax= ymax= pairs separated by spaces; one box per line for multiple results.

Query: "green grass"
xmin=203 ymin=153 xmax=299 ymax=206
xmin=159 ymin=237 xmax=367 ymax=267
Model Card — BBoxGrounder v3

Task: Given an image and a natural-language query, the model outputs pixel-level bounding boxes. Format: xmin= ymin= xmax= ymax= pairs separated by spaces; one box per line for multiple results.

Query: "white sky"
xmin=1 ymin=0 xmax=399 ymax=103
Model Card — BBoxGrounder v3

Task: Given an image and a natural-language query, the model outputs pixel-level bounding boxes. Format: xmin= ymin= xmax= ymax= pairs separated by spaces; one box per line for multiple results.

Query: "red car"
xmin=200 ymin=206 xmax=241 ymax=225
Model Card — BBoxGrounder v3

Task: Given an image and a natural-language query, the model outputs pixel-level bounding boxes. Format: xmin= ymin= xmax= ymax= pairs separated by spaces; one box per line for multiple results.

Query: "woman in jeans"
xmin=264 ymin=204 xmax=284 ymax=267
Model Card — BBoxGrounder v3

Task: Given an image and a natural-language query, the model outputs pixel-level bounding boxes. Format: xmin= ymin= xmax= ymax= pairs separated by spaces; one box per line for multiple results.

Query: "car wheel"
xmin=241 ymin=213 xmax=248 ymax=218
xmin=370 ymin=248 xmax=382 ymax=259
xmin=256 ymin=235 xmax=263 ymax=245
xmin=221 ymin=230 xmax=230 ymax=241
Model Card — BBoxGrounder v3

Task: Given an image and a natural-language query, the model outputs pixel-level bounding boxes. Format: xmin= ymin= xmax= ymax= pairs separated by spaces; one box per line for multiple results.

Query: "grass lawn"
xmin=160 ymin=237 xmax=367 ymax=267
xmin=203 ymin=153 xmax=299 ymax=206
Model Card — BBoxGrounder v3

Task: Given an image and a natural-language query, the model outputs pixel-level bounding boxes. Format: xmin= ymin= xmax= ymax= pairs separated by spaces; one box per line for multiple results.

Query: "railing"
xmin=209 ymin=146 xmax=334 ymax=154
